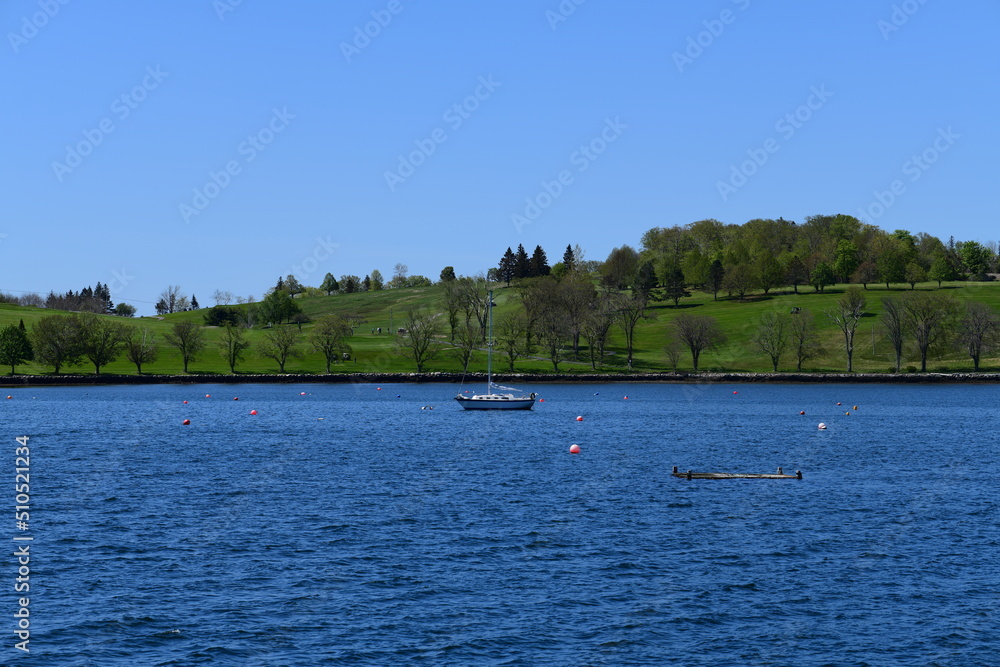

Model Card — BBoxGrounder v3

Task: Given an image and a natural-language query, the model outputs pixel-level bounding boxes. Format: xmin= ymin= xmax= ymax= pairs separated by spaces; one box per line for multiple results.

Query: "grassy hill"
xmin=2 ymin=280 xmax=999 ymax=376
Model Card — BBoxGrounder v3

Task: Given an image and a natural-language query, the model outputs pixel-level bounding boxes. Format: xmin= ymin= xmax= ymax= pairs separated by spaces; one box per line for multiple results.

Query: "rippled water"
xmin=3 ymin=382 xmax=997 ymax=665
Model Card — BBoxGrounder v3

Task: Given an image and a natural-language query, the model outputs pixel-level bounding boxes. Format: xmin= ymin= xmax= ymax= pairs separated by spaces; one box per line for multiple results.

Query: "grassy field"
xmin=2 ymin=280 xmax=999 ymax=376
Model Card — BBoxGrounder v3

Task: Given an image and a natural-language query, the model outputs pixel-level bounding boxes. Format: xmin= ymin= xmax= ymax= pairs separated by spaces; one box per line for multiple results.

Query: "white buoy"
xmin=818 ymin=422 xmax=827 ymax=430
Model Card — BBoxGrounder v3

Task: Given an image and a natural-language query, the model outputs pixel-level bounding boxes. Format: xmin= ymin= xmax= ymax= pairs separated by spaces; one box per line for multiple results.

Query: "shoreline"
xmin=2 ymin=371 xmax=1000 ymax=387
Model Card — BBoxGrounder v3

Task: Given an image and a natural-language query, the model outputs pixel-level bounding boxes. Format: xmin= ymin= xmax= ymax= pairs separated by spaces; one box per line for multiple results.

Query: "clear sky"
xmin=3 ymin=0 xmax=997 ymax=314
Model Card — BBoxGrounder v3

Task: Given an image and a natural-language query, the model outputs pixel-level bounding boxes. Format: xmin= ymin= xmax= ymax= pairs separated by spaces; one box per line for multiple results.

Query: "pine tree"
xmin=191 ymin=295 xmax=200 ymax=309
xmin=498 ymin=247 xmax=516 ymax=285
xmin=530 ymin=245 xmax=550 ymax=277
xmin=514 ymin=244 xmax=530 ymax=279
xmin=562 ymin=244 xmax=575 ymax=272
xmin=0 ymin=324 xmax=34 ymax=374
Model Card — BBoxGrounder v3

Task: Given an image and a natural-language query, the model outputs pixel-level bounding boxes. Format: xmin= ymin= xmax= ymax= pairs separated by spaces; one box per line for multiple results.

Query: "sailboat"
xmin=455 ymin=290 xmax=537 ymax=410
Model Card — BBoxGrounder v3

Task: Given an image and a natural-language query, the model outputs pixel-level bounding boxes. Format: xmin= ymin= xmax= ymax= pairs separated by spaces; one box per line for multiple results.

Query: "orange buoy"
xmin=854 ymin=406 xmax=858 ymax=410
xmin=845 ymin=412 xmax=850 ymax=415
xmin=799 ymin=411 xmax=805 ymax=415
xmin=569 ymin=444 xmax=581 ymax=454
xmin=576 ymin=416 xmax=583 ymax=422
xmin=5 ymin=396 xmax=11 ymax=400
xmin=818 ymin=422 xmax=827 ymax=430
xmin=250 ymin=410 xmax=257 ymax=415
xmin=182 ymin=419 xmax=191 ymax=425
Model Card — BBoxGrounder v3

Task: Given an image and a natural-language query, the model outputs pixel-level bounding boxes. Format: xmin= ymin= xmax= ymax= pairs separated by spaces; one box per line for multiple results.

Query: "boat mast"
xmin=486 ymin=289 xmax=493 ymax=391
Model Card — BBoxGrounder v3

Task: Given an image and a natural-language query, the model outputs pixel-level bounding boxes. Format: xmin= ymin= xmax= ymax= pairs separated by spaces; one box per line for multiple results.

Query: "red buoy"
xmin=837 ymin=402 xmax=842 ymax=406
xmin=250 ymin=410 xmax=257 ymax=415
xmin=799 ymin=411 xmax=805 ymax=415
xmin=182 ymin=419 xmax=191 ymax=425
xmin=183 ymin=400 xmax=188 ymax=404
xmin=569 ymin=444 xmax=581 ymax=454
xmin=539 ymin=398 xmax=544 ymax=402
xmin=576 ymin=416 xmax=583 ymax=422
xmin=623 ymin=396 xmax=629 ymax=400
xmin=233 ymin=397 xmax=239 ymax=401
xmin=205 ymin=394 xmax=211 ymax=398
xmin=733 ymin=391 xmax=738 ymax=395
xmin=300 ymin=392 xmax=306 ymax=395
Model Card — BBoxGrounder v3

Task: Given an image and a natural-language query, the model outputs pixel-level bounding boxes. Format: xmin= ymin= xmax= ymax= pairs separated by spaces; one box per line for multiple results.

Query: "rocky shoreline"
xmin=2 ymin=371 xmax=999 ymax=387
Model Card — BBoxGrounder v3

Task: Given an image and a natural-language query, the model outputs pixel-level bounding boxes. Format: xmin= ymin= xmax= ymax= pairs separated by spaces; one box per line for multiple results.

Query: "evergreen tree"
xmin=191 ymin=294 xmax=199 ymax=310
xmin=784 ymin=256 xmax=808 ymax=294
xmin=514 ymin=244 xmax=530 ymax=279
xmin=529 ymin=246 xmax=551 ymax=277
xmin=663 ymin=267 xmax=691 ymax=306
xmin=707 ymin=259 xmax=725 ymax=301
xmin=363 ymin=275 xmax=371 ymax=292
xmin=498 ymin=247 xmax=516 ymax=285
xmin=370 ymin=269 xmax=385 ymax=291
xmin=562 ymin=244 xmax=576 ymax=272
xmin=440 ymin=266 xmax=457 ymax=282
xmin=0 ymin=324 xmax=34 ymax=374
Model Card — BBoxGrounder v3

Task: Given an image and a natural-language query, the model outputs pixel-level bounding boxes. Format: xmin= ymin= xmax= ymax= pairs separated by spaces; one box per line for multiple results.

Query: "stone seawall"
xmin=2 ymin=371 xmax=999 ymax=387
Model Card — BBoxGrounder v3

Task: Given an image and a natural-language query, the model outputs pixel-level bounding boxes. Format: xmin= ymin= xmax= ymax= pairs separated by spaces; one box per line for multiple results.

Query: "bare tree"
xmin=789 ymin=309 xmax=820 ymax=371
xmin=395 ymin=310 xmax=440 ymax=372
xmin=159 ymin=285 xmax=185 ymax=314
xmin=164 ymin=321 xmax=205 ymax=373
xmin=213 ymin=289 xmax=234 ymax=306
xmin=309 ymin=315 xmax=353 ymax=373
xmin=825 ymin=286 xmax=867 ymax=372
xmin=614 ymin=291 xmax=651 ymax=369
xmin=673 ymin=313 xmax=726 ymax=371
xmin=957 ymin=301 xmax=1000 ymax=371
xmin=257 ymin=326 xmax=302 ymax=372
xmin=218 ymin=322 xmax=251 ymax=373
xmin=752 ymin=312 xmax=788 ymax=371
xmin=880 ymin=297 xmax=906 ymax=372
xmin=561 ymin=273 xmax=596 ymax=357
xmin=664 ymin=333 xmax=683 ymax=371
xmin=124 ymin=326 xmax=158 ymax=373
xmin=449 ymin=323 xmax=481 ymax=372
xmin=536 ymin=305 xmax=571 ymax=371
xmin=581 ymin=292 xmax=616 ymax=370
xmin=494 ymin=313 xmax=527 ymax=371
xmin=441 ymin=279 xmax=464 ymax=340
xmin=902 ymin=292 xmax=958 ymax=372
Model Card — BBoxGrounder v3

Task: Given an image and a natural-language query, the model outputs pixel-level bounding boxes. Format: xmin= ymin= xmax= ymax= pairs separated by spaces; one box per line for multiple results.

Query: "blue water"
xmin=2 ymin=382 xmax=997 ymax=665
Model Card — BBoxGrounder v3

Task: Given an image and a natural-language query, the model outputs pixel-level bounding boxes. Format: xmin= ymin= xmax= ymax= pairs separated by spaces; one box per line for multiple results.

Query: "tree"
xmin=0 ymin=324 xmax=33 ymax=374
xmin=159 ymin=285 xmax=185 ymax=314
xmin=721 ymin=263 xmax=756 ymax=299
xmin=259 ymin=289 xmax=300 ymax=325
xmin=752 ymin=312 xmax=788 ymax=371
xmin=833 ymin=240 xmax=860 ymax=283
xmin=389 ymin=263 xmax=409 ymax=288
xmin=514 ymin=244 xmax=530 ymax=279
xmin=581 ymin=293 xmax=616 ymax=369
xmin=613 ymin=291 xmax=650 ymax=369
xmin=784 ymin=255 xmax=808 ymax=294
xmin=257 ymin=326 xmax=301 ymax=372
xmin=191 ymin=295 xmax=200 ymax=310
xmin=927 ymin=255 xmax=958 ymax=288
xmin=559 ymin=273 xmax=596 ymax=357
xmin=284 ymin=275 xmax=304 ymax=298
xmin=124 ymin=326 xmax=158 ymax=373
xmin=395 ymin=311 xmax=440 ymax=372
xmin=31 ymin=315 xmax=84 ymax=373
xmin=213 ymin=289 xmax=235 ymax=305
xmin=309 ymin=314 xmax=353 ymax=372
xmin=673 ymin=313 xmax=726 ymax=371
xmin=789 ymin=309 xmax=820 ymax=371
xmin=904 ymin=262 xmax=927 ymax=289
xmin=960 ymin=240 xmax=992 ymax=279
xmin=957 ymin=301 xmax=1000 ymax=371
xmin=878 ymin=244 xmax=907 ymax=288
xmin=439 ymin=266 xmax=456 ymax=282
xmin=756 ymin=254 xmax=785 ymax=295
xmin=320 ymin=273 xmax=339 ymax=295
xmin=498 ymin=247 xmax=516 ymax=286
xmin=536 ymin=302 xmax=571 ymax=371
xmin=115 ymin=303 xmax=137 ymax=317
xmin=218 ymin=323 xmax=251 ymax=373
xmin=880 ymin=297 xmax=906 ymax=373
xmin=495 ymin=313 xmax=527 ymax=371
xmin=662 ymin=267 xmax=691 ymax=306
xmin=706 ymin=259 xmax=725 ymax=300
xmin=810 ymin=262 xmax=835 ymax=293
xmin=825 ymin=286 xmax=866 ymax=372
xmin=902 ymin=292 xmax=958 ymax=372
xmin=851 ymin=261 xmax=879 ymax=290
xmin=340 ymin=275 xmax=360 ymax=293
xmin=530 ymin=245 xmax=551 ymax=277
xmin=78 ymin=314 xmax=129 ymax=375
xmin=164 ymin=321 xmax=205 ymax=373
xmin=449 ymin=323 xmax=481 ymax=372
xmin=370 ymin=269 xmax=385 ymax=291
xmin=601 ymin=245 xmax=639 ymax=290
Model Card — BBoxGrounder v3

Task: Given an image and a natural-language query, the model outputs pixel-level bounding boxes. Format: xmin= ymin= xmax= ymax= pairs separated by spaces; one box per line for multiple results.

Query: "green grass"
xmin=3 ymin=280 xmax=1000 ymax=376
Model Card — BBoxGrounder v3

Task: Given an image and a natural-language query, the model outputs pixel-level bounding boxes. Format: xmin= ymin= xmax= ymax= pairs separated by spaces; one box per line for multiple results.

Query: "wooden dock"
xmin=672 ymin=466 xmax=802 ymax=480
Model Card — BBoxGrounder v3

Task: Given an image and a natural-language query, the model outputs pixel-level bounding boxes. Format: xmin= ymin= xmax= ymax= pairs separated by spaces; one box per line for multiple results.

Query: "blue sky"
xmin=2 ymin=0 xmax=997 ymax=314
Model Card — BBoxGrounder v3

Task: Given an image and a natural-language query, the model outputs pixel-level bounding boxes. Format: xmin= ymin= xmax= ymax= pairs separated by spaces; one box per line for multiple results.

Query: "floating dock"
xmin=672 ymin=466 xmax=802 ymax=480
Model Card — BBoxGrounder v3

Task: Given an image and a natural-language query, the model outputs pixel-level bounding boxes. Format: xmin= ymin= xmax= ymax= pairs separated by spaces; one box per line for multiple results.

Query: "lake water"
xmin=3 ymin=382 xmax=997 ymax=665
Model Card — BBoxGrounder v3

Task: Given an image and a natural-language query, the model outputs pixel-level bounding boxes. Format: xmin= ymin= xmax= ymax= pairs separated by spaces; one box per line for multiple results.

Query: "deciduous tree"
xmin=902 ymin=292 xmax=958 ymax=372
xmin=124 ymin=326 xmax=158 ymax=373
xmin=218 ymin=322 xmax=251 ymax=373
xmin=164 ymin=321 xmax=205 ymax=373
xmin=78 ymin=314 xmax=129 ymax=375
xmin=257 ymin=326 xmax=302 ymax=372
xmin=30 ymin=315 xmax=84 ymax=373
xmin=309 ymin=314 xmax=353 ymax=372
xmin=672 ymin=313 xmax=726 ymax=371
xmin=395 ymin=310 xmax=440 ymax=372
xmin=825 ymin=286 xmax=866 ymax=372
xmin=752 ymin=312 xmax=788 ymax=371
xmin=957 ymin=301 xmax=1000 ymax=371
